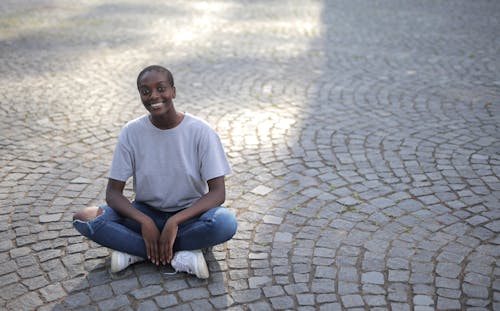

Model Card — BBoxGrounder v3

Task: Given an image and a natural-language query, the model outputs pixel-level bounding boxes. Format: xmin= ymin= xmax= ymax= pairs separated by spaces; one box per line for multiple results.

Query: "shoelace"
xmin=161 ymin=262 xmax=179 ymax=276
xmin=173 ymin=258 xmax=194 ymax=274
xmin=163 ymin=254 xmax=192 ymax=275
xmin=163 ymin=254 xmax=196 ymax=275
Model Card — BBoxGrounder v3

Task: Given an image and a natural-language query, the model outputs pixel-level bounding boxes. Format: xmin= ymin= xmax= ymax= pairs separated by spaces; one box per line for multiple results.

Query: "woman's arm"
xmin=171 ymin=176 xmax=226 ymax=224
xmin=106 ymin=178 xmax=151 ymax=224
xmin=106 ymin=178 xmax=161 ymax=264
xmin=159 ymin=175 xmax=226 ymax=264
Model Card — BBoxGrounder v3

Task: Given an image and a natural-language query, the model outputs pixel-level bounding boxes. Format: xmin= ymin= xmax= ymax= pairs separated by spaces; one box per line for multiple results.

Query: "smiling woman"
xmin=136 ymin=66 xmax=179 ymax=129
xmin=72 ymin=65 xmax=238 ymax=279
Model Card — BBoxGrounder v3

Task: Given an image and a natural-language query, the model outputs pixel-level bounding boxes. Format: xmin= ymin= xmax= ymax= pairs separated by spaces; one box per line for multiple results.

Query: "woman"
xmin=73 ymin=65 xmax=237 ymax=279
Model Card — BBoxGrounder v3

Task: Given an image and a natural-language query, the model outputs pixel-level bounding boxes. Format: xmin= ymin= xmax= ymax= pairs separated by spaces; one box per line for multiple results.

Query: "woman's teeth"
xmin=151 ymin=103 xmax=162 ymax=108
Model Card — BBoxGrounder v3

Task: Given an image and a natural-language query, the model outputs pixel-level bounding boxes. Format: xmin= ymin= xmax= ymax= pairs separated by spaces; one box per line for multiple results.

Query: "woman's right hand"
xmin=141 ymin=219 xmax=161 ymax=265
xmin=106 ymin=179 xmax=163 ymax=265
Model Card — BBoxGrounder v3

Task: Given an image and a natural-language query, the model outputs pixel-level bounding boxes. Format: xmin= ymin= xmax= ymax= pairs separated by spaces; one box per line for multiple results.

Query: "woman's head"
xmin=137 ymin=65 xmax=177 ymax=117
xmin=137 ymin=65 xmax=174 ymax=89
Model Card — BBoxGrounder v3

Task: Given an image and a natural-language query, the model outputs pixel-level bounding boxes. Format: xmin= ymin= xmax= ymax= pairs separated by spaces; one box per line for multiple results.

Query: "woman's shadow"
xmin=52 ymin=247 xmax=229 ymax=310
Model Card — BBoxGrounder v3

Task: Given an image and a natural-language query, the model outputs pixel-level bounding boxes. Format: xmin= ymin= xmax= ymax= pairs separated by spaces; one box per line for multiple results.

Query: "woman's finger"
xmin=159 ymin=240 xmax=167 ymax=265
xmin=151 ymin=241 xmax=159 ymax=265
xmin=166 ymin=243 xmax=173 ymax=264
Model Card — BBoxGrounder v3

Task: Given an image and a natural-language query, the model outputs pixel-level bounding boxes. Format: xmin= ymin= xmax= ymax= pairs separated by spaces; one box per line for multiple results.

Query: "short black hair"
xmin=137 ymin=65 xmax=174 ymax=89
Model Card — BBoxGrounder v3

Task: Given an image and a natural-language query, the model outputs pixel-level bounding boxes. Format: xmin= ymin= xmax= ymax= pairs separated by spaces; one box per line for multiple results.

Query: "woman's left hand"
xmin=159 ymin=218 xmax=178 ymax=265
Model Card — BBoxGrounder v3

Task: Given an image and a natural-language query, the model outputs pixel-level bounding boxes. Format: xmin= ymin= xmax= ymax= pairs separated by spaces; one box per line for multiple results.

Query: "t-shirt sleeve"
xmin=109 ymin=129 xmax=134 ymax=182
xmin=199 ymin=128 xmax=231 ymax=182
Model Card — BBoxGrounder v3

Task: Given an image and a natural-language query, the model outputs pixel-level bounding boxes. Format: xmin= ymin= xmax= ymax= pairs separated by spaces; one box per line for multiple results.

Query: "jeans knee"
xmin=213 ymin=208 xmax=237 ymax=239
xmin=73 ymin=206 xmax=103 ymax=222
xmin=73 ymin=218 xmax=93 ymax=237
xmin=72 ymin=207 xmax=106 ymax=237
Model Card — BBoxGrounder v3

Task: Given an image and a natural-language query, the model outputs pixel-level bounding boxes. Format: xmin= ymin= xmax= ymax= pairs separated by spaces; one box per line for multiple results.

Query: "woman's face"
xmin=138 ymin=70 xmax=176 ymax=116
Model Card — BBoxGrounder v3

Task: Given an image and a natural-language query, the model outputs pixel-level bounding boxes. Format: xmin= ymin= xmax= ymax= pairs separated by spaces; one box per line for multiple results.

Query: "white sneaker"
xmin=111 ymin=251 xmax=145 ymax=273
xmin=171 ymin=250 xmax=209 ymax=279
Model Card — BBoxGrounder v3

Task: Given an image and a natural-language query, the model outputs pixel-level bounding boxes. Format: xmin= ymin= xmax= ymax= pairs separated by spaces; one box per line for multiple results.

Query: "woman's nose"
xmin=150 ymin=89 xmax=160 ymax=99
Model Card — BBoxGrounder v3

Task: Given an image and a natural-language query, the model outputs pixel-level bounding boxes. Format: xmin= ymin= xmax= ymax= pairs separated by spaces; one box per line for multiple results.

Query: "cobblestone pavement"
xmin=0 ymin=0 xmax=499 ymax=310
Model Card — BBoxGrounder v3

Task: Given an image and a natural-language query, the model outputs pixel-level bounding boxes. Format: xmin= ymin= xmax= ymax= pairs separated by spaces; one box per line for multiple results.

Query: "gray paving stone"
xmin=337 ymin=281 xmax=359 ymax=295
xmin=5 ymin=292 xmax=44 ymax=311
xmin=315 ymin=293 xmax=336 ymax=304
xmin=263 ymin=215 xmax=282 ymax=225
xmin=388 ymin=270 xmax=409 ymax=282
xmin=263 ymin=286 xmax=285 ymax=298
xmin=62 ymin=276 xmax=90 ymax=293
xmin=436 ymin=296 xmax=461 ymax=310
xmin=249 ymin=276 xmax=273 ymax=288
xmin=314 ymin=266 xmax=337 ymax=279
xmin=388 ymin=284 xmax=409 ymax=302
xmin=284 ymin=283 xmax=309 ymax=296
xmin=436 ymin=262 xmax=461 ymax=278
xmin=209 ymin=294 xmax=234 ymax=309
xmin=0 ymin=260 xmax=18 ymax=275
xmin=319 ymin=303 xmax=342 ymax=311
xmin=130 ymin=285 xmax=164 ymax=300
xmin=9 ymin=247 xmax=30 ymax=258
xmin=154 ymin=294 xmax=178 ymax=308
xmin=413 ymin=284 xmax=434 ymax=295
xmin=89 ymin=284 xmax=113 ymax=301
xmin=390 ymin=303 xmax=411 ymax=311
xmin=341 ymin=294 xmax=364 ymax=308
xmin=39 ymin=283 xmax=66 ymax=302
xmin=138 ymin=273 xmax=162 ymax=286
xmin=466 ymin=298 xmax=490 ymax=307
xmin=39 ymin=213 xmax=63 ymax=223
xmin=338 ymin=266 xmax=358 ymax=282
xmin=464 ymin=272 xmax=491 ymax=287
xmin=251 ymin=186 xmax=273 ymax=196
xmin=97 ymin=295 xmax=130 ymax=311
xmin=435 ymin=277 xmax=461 ymax=290
xmin=248 ymin=301 xmax=272 ymax=311
xmin=270 ymin=296 xmax=295 ymax=310
xmin=311 ymin=279 xmax=335 ymax=294
xmin=296 ymin=293 xmax=315 ymax=306
xmin=231 ymin=289 xmax=262 ymax=304
xmin=413 ymin=295 xmax=433 ymax=306
xmin=110 ymin=278 xmax=140 ymax=295
xmin=484 ymin=220 xmax=500 ymax=232
xmin=137 ymin=300 xmax=159 ymax=311
xmin=361 ymin=272 xmax=385 ymax=285
xmin=64 ymin=292 xmax=91 ymax=309
xmin=18 ymin=264 xmax=43 ymax=278
xmin=364 ymin=295 xmax=386 ymax=307
xmin=463 ymin=283 xmax=489 ymax=298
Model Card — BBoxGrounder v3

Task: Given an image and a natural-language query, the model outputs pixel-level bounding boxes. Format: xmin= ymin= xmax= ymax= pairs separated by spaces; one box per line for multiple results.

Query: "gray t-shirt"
xmin=109 ymin=113 xmax=231 ymax=212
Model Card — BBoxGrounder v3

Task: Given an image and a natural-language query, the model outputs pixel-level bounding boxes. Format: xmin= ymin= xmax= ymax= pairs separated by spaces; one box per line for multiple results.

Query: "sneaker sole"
xmin=195 ymin=251 xmax=209 ymax=279
xmin=110 ymin=252 xmax=125 ymax=273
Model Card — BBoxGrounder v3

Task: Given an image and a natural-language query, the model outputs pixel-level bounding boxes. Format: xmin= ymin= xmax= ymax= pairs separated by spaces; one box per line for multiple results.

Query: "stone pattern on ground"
xmin=0 ymin=0 xmax=499 ymax=310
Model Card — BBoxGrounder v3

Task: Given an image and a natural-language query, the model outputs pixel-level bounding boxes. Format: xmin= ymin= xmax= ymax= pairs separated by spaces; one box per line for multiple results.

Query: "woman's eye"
xmin=158 ymin=87 xmax=165 ymax=92
xmin=141 ymin=89 xmax=150 ymax=95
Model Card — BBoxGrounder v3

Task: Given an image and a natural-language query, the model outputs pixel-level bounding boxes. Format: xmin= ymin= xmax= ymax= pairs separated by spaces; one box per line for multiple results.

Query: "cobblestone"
xmin=0 ymin=0 xmax=499 ymax=310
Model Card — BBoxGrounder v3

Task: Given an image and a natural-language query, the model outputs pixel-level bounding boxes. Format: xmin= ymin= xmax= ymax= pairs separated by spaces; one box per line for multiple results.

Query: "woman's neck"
xmin=150 ymin=111 xmax=184 ymax=130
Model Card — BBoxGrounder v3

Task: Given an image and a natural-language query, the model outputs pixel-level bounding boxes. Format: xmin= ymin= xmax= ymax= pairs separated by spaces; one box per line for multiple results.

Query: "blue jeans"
xmin=73 ymin=201 xmax=238 ymax=259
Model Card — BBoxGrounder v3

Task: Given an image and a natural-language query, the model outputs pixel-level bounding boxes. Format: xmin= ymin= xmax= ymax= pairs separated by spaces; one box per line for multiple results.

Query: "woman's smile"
xmin=151 ymin=102 xmax=163 ymax=109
